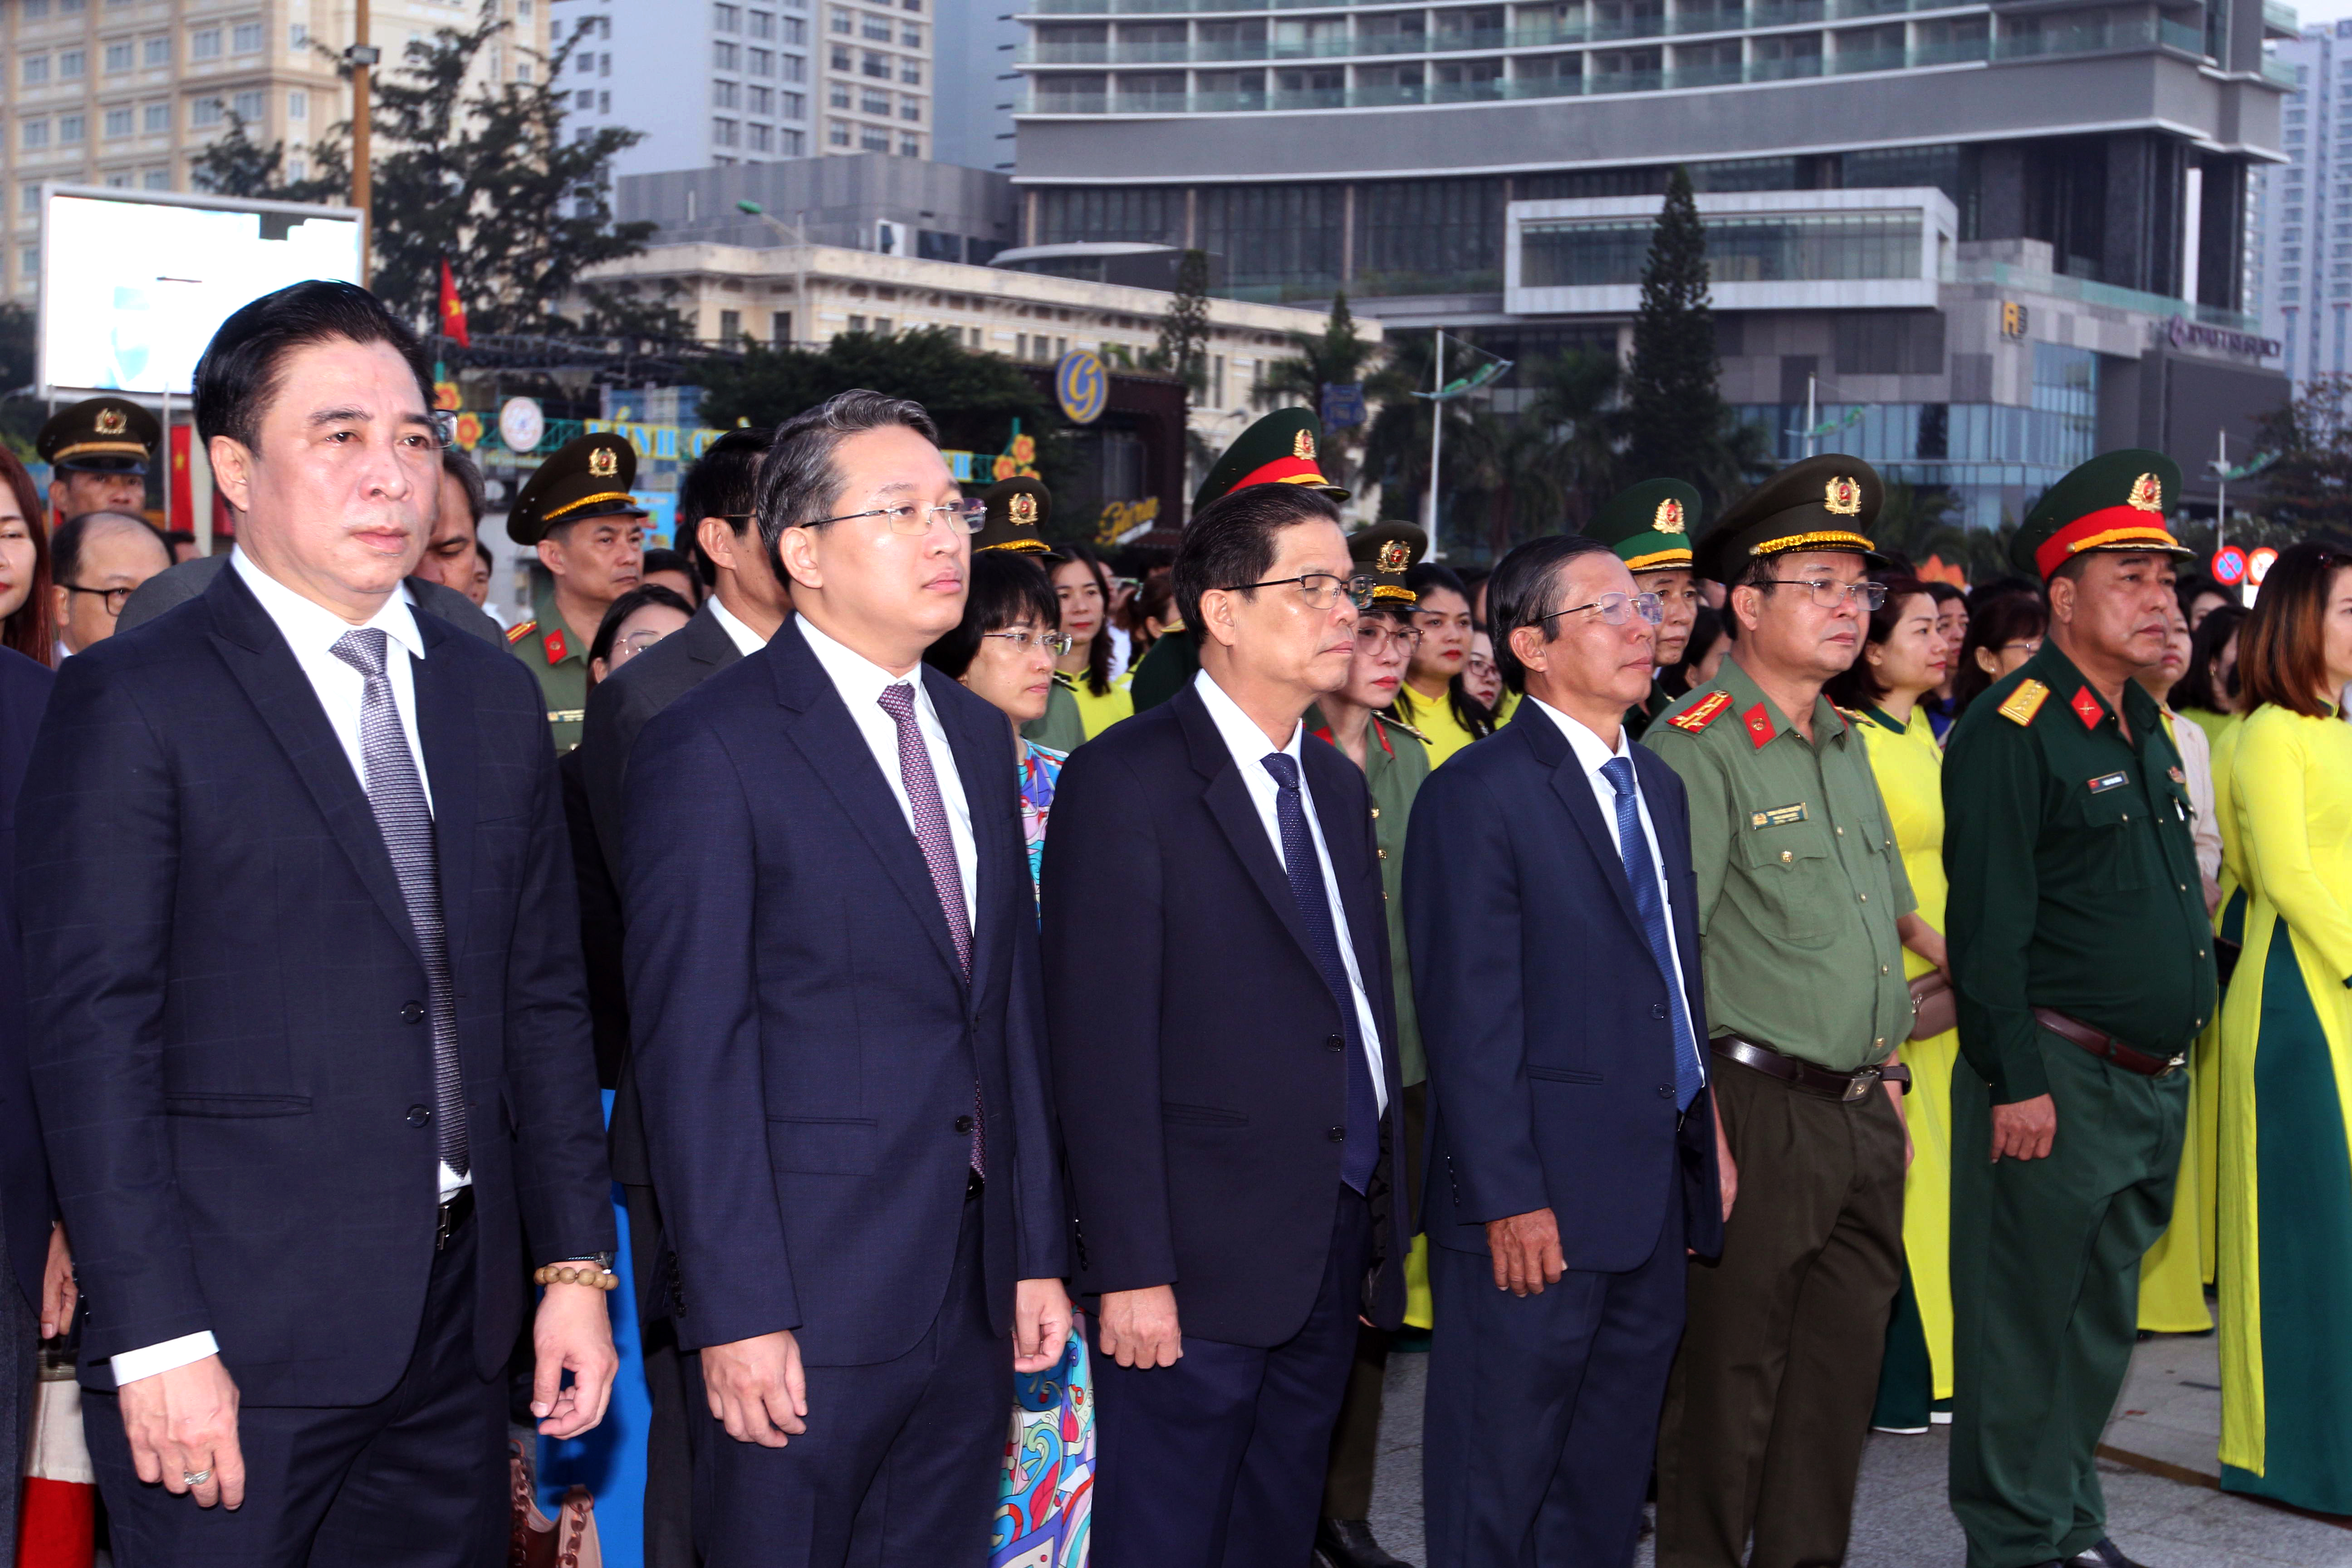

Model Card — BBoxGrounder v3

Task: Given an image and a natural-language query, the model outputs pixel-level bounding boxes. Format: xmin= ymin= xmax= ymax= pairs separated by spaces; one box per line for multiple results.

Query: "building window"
xmin=771 ymin=310 xmax=792 ymax=343
xmin=862 ymin=50 xmax=887 ymax=76
xmin=902 ymin=0 xmax=920 ymax=11
xmin=783 ymin=53 xmax=806 ymax=81
xmin=577 ymin=88 xmax=594 ymax=108
xmin=784 ymin=16 xmax=806 ymax=43
xmin=59 ymin=50 xmax=85 ymax=79
xmin=720 ymin=308 xmax=741 ymax=338
xmin=104 ymin=41 xmax=133 ymax=73
xmin=901 ymin=23 xmax=920 ymax=45
xmin=750 ymin=10 xmax=776 ymax=38
xmin=59 ymin=114 xmax=84 ymax=143
xmin=190 ymin=27 xmax=221 ymax=59
xmin=20 ymin=120 xmax=47 ymax=151
xmin=287 ymin=155 xmax=305 ymax=179
xmin=829 ymin=82 xmax=850 ymax=108
xmin=104 ymin=107 xmax=133 ymax=137
xmin=748 ymin=122 xmax=773 ymax=151
xmin=714 ymin=117 xmax=740 ymax=146
xmin=1521 ymin=209 xmax=1922 ymax=287
xmin=715 ymin=2 xmax=741 ymax=29
xmin=749 ymin=47 xmax=773 ymax=73
xmin=21 ymin=248 xmax=39 ymax=279
xmin=832 ymin=8 xmax=853 ymax=32
xmin=900 ymin=95 xmax=920 ymax=121
xmin=144 ymin=35 xmax=169 ymax=66
xmin=577 ymin=50 xmax=595 ymax=74
xmin=142 ymin=101 xmax=168 ymax=132
xmin=901 ymin=59 xmax=920 ymax=83
xmin=848 ymin=314 xmax=867 ymax=332
xmin=517 ymin=62 xmax=531 ymax=82
xmin=782 ymin=127 xmax=805 ymax=154
xmin=290 ymin=22 xmax=309 ymax=49
xmin=22 ymin=57 xmax=49 ymax=87
xmin=861 ymin=88 xmax=888 ymax=114
xmin=828 ymin=118 xmax=850 ymax=145
xmin=831 ymin=45 xmax=851 ymax=70
xmin=600 ymin=90 xmax=610 ymax=113
xmin=715 ymin=79 xmax=741 ymax=108
xmin=749 ymin=85 xmax=773 ymax=113
xmin=287 ymin=88 xmax=308 ymax=121
xmin=715 ymin=40 xmax=740 ymax=69
xmin=231 ymin=22 xmax=263 ymax=53
xmin=861 ymin=124 xmax=888 ymax=151
xmin=898 ymin=133 xmax=918 ymax=156
xmin=783 ymin=90 xmax=805 ymax=116
xmin=142 ymin=168 xmax=168 ymax=189
xmin=17 ymin=186 xmax=36 ymax=214
xmin=862 ymin=13 xmax=890 ymax=39
xmin=105 ymin=172 xmax=132 ymax=188
xmin=191 ymin=97 xmax=223 ymax=127
xmin=233 ymin=89 xmax=265 ymax=121
xmin=602 ymin=52 xmax=612 ymax=76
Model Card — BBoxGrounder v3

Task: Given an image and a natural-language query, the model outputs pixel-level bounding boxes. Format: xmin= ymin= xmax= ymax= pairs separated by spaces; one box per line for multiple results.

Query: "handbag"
xmin=1908 ymin=971 xmax=1956 ymax=1041
xmin=507 ymin=1441 xmax=601 ymax=1568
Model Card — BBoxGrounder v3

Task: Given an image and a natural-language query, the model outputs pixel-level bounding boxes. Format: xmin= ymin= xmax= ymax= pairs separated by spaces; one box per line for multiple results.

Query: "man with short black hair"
xmin=414 ymin=447 xmax=486 ymax=598
xmin=20 ymin=278 xmax=618 ymax=1564
xmin=1046 ymin=480 xmax=1408 ymax=1568
xmin=50 ymin=510 xmax=171 ymax=657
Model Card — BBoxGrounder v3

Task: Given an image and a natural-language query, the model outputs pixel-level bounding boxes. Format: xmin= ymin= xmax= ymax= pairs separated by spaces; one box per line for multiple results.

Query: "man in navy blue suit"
xmin=1406 ymin=533 xmax=1730 ymax=1567
xmin=18 ymin=280 xmax=618 ymax=1563
xmin=1042 ymin=481 xmax=1408 ymax=1568
xmin=620 ymin=390 xmax=1069 ymax=1568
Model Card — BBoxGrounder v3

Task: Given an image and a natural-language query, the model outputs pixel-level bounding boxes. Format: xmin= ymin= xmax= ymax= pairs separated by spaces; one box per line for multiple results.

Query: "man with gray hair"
xmin=621 ymin=390 xmax=1070 ymax=1566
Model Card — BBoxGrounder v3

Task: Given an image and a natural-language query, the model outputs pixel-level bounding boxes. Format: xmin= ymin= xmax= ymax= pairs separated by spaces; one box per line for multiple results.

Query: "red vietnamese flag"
xmin=439 ymin=259 xmax=470 ymax=348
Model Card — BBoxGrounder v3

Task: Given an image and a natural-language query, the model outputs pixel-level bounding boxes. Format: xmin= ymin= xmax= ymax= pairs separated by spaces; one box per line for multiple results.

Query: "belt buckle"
xmin=1843 ymin=1072 xmax=1872 ymax=1103
xmin=2161 ymin=1054 xmax=2187 ymax=1077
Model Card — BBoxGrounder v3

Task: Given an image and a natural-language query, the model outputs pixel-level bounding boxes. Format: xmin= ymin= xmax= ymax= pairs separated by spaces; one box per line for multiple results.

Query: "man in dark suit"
xmin=577 ymin=425 xmax=786 ymax=1568
xmin=1042 ymin=481 xmax=1408 ymax=1568
xmin=0 ymin=644 xmax=67 ymax=1555
xmin=116 ymin=545 xmax=505 ymax=645
xmin=1406 ymin=534 xmax=1730 ymax=1567
xmin=18 ymin=279 xmax=617 ymax=1563
xmin=621 ymin=390 xmax=1068 ymax=1568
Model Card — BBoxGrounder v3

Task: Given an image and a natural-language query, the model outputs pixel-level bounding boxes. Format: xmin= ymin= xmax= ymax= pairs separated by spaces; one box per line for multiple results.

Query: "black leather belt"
xmin=2032 ymin=1007 xmax=2186 ymax=1078
xmin=1712 ymin=1034 xmax=1908 ymax=1102
xmin=435 ymin=1186 xmax=475 ymax=1251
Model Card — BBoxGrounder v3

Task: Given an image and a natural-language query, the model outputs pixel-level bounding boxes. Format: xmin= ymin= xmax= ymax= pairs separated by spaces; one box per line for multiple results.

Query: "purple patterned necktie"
xmin=877 ymin=682 xmax=982 ymax=1175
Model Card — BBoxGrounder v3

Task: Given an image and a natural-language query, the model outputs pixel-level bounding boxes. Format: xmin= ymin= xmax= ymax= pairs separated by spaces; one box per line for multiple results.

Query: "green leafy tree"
xmin=1624 ymin=167 xmax=1728 ymax=497
xmin=1362 ymin=331 xmax=1480 ymax=528
xmin=2252 ymin=375 xmax=2352 ymax=537
xmin=1524 ymin=349 xmax=1623 ymax=534
xmin=186 ymin=110 xmax=350 ymax=205
xmin=1151 ymin=249 xmax=1213 ymax=395
xmin=696 ymin=327 xmax=1073 ymax=500
xmin=1255 ymin=294 xmax=1406 ymax=493
xmin=1450 ymin=406 xmax=1571 ymax=557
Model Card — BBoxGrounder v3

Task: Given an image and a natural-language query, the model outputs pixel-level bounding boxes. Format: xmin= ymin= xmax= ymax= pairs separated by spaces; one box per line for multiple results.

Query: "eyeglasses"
xmin=1540 ymin=591 xmax=1664 ymax=627
xmin=61 ymin=583 xmax=134 ymax=618
xmin=1220 ymin=572 xmax=1374 ymax=611
xmin=1999 ymin=638 xmax=2043 ymax=655
xmin=1763 ymin=578 xmax=1890 ymax=612
xmin=983 ymin=629 xmax=1077 ymax=656
xmin=1353 ymin=622 xmax=1424 ymax=655
xmin=614 ymin=628 xmax=672 ymax=658
xmin=804 ymin=498 xmax=988 ymax=535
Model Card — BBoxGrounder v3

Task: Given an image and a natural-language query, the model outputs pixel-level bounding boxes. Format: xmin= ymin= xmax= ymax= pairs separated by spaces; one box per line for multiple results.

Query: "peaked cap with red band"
xmin=2009 ymin=449 xmax=2194 ymax=581
xmin=1192 ymin=408 xmax=1349 ymax=512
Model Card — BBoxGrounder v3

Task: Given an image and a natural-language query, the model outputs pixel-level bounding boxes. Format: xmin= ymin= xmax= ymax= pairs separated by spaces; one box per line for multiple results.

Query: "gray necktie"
xmin=331 ymin=627 xmax=467 ymax=1178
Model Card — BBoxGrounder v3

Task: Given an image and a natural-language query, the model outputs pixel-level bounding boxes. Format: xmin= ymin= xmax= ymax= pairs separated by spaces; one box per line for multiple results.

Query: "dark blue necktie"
xmin=1601 ymin=755 xmax=1705 ymax=1112
xmin=1262 ymin=752 xmax=1378 ymax=1194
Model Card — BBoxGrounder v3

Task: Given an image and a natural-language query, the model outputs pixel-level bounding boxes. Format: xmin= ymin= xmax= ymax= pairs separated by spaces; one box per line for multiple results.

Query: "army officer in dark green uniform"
xmin=1644 ymin=456 xmax=1916 ymax=1568
xmin=982 ymin=476 xmax=1089 ymax=755
xmin=1307 ymin=522 xmax=1431 ymax=1568
xmin=506 ymin=431 xmax=649 ymax=750
xmin=1941 ymin=452 xmax=2214 ymax=1568
xmin=1584 ymin=477 xmax=1703 ymax=739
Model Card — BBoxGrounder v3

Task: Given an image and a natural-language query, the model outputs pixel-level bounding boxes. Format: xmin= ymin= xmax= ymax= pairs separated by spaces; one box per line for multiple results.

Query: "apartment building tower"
xmin=2246 ymin=20 xmax=2352 ymax=392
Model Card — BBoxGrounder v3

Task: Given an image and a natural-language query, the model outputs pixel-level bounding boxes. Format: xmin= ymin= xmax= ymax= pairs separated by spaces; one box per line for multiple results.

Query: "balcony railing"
xmin=1029 ymin=0 xmax=1977 ymax=20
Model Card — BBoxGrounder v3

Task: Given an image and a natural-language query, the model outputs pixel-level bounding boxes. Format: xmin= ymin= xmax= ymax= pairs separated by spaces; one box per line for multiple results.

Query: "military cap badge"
xmin=1824 ymin=476 xmax=1862 ymax=516
xmin=1377 ymin=539 xmax=1410 ymax=573
xmin=1293 ymin=430 xmax=1316 ymax=461
xmin=2128 ymin=473 xmax=2162 ymax=512
xmin=588 ymin=445 xmax=621 ymax=479
xmin=1654 ymin=498 xmax=1686 ymax=534
xmin=1009 ymin=491 xmax=1038 ymax=525
xmin=95 ymin=407 xmax=128 ymax=436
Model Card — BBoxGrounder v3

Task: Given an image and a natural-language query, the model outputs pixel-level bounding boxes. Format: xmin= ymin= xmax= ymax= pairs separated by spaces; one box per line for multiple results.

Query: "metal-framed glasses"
xmin=1353 ymin=622 xmax=1424 ymax=655
xmin=614 ymin=627 xmax=674 ymax=658
xmin=805 ymin=498 xmax=989 ymax=535
xmin=1540 ymin=591 xmax=1664 ymax=627
xmin=982 ymin=628 xmax=1077 ymax=657
xmin=1764 ymin=578 xmax=1889 ymax=612
xmin=1221 ymin=572 xmax=1377 ymax=611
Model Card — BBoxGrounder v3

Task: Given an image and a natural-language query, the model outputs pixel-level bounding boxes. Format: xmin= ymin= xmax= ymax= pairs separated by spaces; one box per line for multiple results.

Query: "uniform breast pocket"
xmin=1735 ymin=827 xmax=1838 ymax=944
xmin=2073 ymin=786 xmax=2153 ymax=889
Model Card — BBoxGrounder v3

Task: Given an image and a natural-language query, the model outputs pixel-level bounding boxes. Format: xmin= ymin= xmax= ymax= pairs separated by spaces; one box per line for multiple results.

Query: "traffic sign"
xmin=2248 ymin=546 xmax=2279 ymax=587
xmin=2211 ymin=545 xmax=2248 ymax=586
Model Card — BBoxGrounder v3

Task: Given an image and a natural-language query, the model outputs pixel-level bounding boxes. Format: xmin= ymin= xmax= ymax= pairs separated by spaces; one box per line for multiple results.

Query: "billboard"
xmin=38 ymin=185 xmax=364 ymax=398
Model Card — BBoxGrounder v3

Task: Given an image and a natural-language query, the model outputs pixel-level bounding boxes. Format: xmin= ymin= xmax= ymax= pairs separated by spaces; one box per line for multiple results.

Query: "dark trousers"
xmin=1094 ymin=1187 xmax=1372 ymax=1568
xmin=1423 ymin=1168 xmax=1687 ymax=1568
xmin=1655 ymin=1061 xmax=1905 ymax=1568
xmin=623 ymin=1180 xmax=700 ymax=1568
xmin=1322 ymin=1083 xmax=1423 ymax=1522
xmin=691 ymin=1188 xmax=1008 ymax=1568
xmin=86 ymin=1211 xmax=507 ymax=1568
xmin=1949 ymin=1033 xmax=2185 ymax=1568
xmin=1 ymin=1209 xmax=36 ymax=1560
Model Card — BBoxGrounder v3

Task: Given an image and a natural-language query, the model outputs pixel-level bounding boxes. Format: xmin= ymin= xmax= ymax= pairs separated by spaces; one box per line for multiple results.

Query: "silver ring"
xmin=181 ymin=1468 xmax=211 ymax=1486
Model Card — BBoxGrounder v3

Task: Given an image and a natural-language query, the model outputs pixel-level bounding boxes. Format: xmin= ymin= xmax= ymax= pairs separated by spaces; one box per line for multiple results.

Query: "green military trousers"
xmin=1948 ymin=1029 xmax=2187 ymax=1568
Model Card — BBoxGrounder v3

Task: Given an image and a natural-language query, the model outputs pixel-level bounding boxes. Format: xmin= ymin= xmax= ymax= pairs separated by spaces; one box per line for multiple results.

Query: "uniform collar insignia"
xmin=2069 ymin=686 xmax=2104 ymax=729
xmin=1743 ymin=701 xmax=1777 ymax=748
xmin=544 ymin=628 xmax=569 ymax=664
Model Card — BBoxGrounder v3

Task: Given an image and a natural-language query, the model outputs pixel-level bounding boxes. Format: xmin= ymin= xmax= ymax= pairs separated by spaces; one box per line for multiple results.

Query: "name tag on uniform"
xmin=1750 ymin=803 xmax=1809 ymax=828
xmin=2087 ymin=771 xmax=2129 ymax=794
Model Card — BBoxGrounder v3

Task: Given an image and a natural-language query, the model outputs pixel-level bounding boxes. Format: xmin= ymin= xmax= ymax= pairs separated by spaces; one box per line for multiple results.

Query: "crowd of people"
xmin=0 ymin=273 xmax=2344 ymax=1568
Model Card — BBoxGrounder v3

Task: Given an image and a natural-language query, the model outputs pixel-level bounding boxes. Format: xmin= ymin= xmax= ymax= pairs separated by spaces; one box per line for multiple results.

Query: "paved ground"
xmin=1362 ymin=1328 xmax=2352 ymax=1567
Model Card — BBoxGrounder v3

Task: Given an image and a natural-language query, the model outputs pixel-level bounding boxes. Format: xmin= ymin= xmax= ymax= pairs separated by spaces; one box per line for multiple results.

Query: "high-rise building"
xmin=1011 ymin=0 xmax=2297 ymax=531
xmin=554 ymin=0 xmax=932 ymax=176
xmin=931 ymin=1 xmax=1022 ymax=170
xmin=1 ymin=0 xmax=549 ymax=305
xmin=2247 ymin=21 xmax=2349 ymax=393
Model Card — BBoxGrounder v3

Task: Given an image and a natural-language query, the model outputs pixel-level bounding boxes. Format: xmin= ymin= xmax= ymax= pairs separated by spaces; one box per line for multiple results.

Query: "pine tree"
xmin=1623 ymin=167 xmax=1726 ymax=491
xmin=1153 ymin=249 xmax=1213 ymax=394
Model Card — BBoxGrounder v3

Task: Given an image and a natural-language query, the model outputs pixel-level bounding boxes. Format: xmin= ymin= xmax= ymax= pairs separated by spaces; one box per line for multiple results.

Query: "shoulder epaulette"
xmin=1666 ymin=690 xmax=1734 ymax=734
xmin=1377 ymin=712 xmax=1430 ymax=744
xmin=1997 ymin=678 xmax=2050 ymax=727
xmin=1052 ymin=670 xmax=1076 ymax=691
xmin=505 ymin=618 xmax=536 ymax=646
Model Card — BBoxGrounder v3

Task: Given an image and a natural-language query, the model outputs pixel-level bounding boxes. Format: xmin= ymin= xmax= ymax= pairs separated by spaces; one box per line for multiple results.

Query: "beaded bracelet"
xmin=534 ymin=1263 xmax=620 ymax=1291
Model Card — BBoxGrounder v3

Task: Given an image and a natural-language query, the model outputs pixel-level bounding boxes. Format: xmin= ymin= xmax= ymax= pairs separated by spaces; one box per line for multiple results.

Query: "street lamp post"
xmin=345 ymin=4 xmax=380 ymax=287
xmin=737 ymin=199 xmax=811 ymax=348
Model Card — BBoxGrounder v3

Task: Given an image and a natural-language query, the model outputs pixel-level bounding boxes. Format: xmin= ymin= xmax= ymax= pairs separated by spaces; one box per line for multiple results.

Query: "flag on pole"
xmin=439 ymin=259 xmax=470 ymax=348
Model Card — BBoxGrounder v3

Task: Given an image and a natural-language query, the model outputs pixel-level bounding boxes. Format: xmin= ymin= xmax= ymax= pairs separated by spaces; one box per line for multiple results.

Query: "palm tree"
xmin=1448 ymin=406 xmax=1574 ymax=558
xmin=1255 ymin=293 xmax=1405 ymax=495
xmin=1522 ymin=349 xmax=1623 ymax=533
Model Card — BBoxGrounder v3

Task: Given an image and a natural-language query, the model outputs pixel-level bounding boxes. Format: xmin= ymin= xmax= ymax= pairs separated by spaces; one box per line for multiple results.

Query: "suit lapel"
xmin=1518 ymin=706 xmax=1649 ymax=940
xmin=203 ymin=568 xmax=425 ymax=966
xmin=411 ymin=617 xmax=477 ymax=961
xmin=1178 ymin=687 xmax=1323 ymax=975
xmin=1304 ymin=742 xmax=1387 ymax=1005
xmin=929 ymin=667 xmax=1013 ymax=993
xmin=769 ymin=625 xmax=968 ymax=988
xmin=682 ymin=603 xmax=743 ymax=671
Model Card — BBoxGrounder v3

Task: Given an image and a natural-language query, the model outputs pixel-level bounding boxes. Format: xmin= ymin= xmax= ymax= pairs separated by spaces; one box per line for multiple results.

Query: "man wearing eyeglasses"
xmin=1585 ymin=478 xmax=1706 ymax=740
xmin=49 ymin=510 xmax=172 ymax=659
xmin=620 ymin=390 xmax=1069 ymax=1567
xmin=1044 ymin=482 xmax=1407 ymax=1568
xmin=1642 ymin=455 xmax=1918 ymax=1568
xmin=506 ymin=433 xmax=649 ymax=752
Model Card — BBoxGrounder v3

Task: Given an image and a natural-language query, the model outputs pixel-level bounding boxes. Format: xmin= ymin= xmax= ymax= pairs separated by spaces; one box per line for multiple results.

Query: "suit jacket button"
xmin=400 ymin=1001 xmax=425 ymax=1024
xmin=406 ymin=1104 xmax=432 ymax=1127
xmin=1326 ymin=1034 xmax=1345 ymax=1052
xmin=954 ymin=1115 xmax=975 ymax=1134
xmin=1657 ymin=1085 xmax=1673 ymax=1099
xmin=1652 ymin=1002 xmax=1666 ymax=1019
xmin=1328 ymin=1126 xmax=1346 ymax=1142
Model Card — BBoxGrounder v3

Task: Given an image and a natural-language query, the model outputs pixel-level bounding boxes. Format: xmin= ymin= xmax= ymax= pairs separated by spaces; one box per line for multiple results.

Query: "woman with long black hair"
xmin=1050 ymin=540 xmax=1135 ymax=739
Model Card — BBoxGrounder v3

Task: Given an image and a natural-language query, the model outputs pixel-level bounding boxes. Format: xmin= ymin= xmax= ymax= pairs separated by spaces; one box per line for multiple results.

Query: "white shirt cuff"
xmin=110 ymin=1331 xmax=220 ymax=1386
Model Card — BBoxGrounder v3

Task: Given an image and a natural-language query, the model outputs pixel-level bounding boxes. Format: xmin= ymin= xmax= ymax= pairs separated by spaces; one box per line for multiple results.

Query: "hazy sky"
xmin=2292 ymin=0 xmax=2352 ymax=27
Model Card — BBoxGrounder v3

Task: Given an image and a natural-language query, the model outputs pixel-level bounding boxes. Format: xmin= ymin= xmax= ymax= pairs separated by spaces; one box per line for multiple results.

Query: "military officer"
xmin=1643 ymin=455 xmax=1916 ymax=1568
xmin=37 ymin=396 xmax=158 ymax=524
xmin=1941 ymin=452 xmax=2213 ymax=1568
xmin=1129 ymin=407 xmax=1349 ymax=713
xmin=506 ymin=431 xmax=648 ymax=750
xmin=1584 ymin=478 xmax=1703 ymax=738
xmin=981 ymin=475 xmax=1089 ymax=755
xmin=1307 ymin=522 xmax=1430 ymax=1568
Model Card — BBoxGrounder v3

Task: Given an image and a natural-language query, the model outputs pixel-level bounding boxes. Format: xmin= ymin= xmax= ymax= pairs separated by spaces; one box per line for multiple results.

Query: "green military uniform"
xmin=1136 ymin=407 xmax=1348 ymax=717
xmin=1643 ymin=455 xmax=1916 ymax=1568
xmin=971 ymin=474 xmax=1092 ymax=755
xmin=1942 ymin=452 xmax=2213 ymax=1568
xmin=1584 ymin=477 xmax=1699 ymax=741
xmin=506 ymin=431 xmax=650 ymax=752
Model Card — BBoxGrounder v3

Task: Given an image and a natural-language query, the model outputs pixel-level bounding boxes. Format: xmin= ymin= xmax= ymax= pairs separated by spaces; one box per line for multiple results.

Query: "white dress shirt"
xmin=708 ymin=595 xmax=770 ymax=659
xmin=797 ymin=614 xmax=977 ymax=932
xmin=1529 ymin=696 xmax=1705 ymax=1090
xmin=115 ymin=553 xmax=457 ymax=1389
xmin=1191 ymin=669 xmax=1387 ymax=1113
